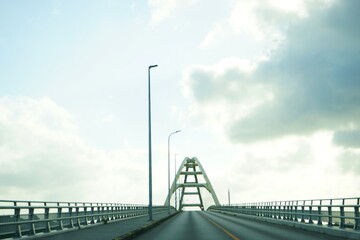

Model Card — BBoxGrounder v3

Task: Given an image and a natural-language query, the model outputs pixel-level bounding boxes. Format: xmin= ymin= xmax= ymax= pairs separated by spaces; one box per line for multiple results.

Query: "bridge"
xmin=0 ymin=157 xmax=359 ymax=240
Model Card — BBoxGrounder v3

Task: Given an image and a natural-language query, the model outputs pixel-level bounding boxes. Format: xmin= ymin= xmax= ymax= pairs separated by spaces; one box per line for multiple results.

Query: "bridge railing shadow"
xmin=208 ymin=197 xmax=360 ymax=231
xmin=0 ymin=200 xmax=172 ymax=239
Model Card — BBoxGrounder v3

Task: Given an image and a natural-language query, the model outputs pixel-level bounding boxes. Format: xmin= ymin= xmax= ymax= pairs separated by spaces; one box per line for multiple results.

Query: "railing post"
xmin=57 ymin=203 xmax=63 ymax=230
xmin=28 ymin=202 xmax=36 ymax=235
xmin=90 ymin=204 xmax=95 ymax=224
xmin=308 ymin=200 xmax=314 ymax=224
xmin=273 ymin=203 xmax=277 ymax=219
xmin=259 ymin=203 xmax=262 ymax=217
xmin=278 ymin=202 xmax=281 ymax=219
xmin=76 ymin=204 xmax=81 ymax=227
xmin=107 ymin=204 xmax=111 ymax=220
xmin=110 ymin=205 xmax=114 ymax=220
xmin=354 ymin=198 xmax=359 ymax=230
xmin=83 ymin=204 xmax=88 ymax=226
xmin=268 ymin=202 xmax=271 ymax=218
xmin=115 ymin=205 xmax=119 ymax=219
xmin=44 ymin=202 xmax=51 ymax=232
xmin=328 ymin=199 xmax=333 ymax=227
xmin=69 ymin=203 xmax=74 ymax=228
xmin=273 ymin=203 xmax=276 ymax=219
xmin=97 ymin=204 xmax=101 ymax=223
xmin=317 ymin=200 xmax=323 ymax=225
xmin=100 ymin=205 xmax=104 ymax=222
xmin=265 ymin=203 xmax=268 ymax=218
xmin=301 ymin=200 xmax=305 ymax=223
xmin=105 ymin=205 xmax=109 ymax=221
xmin=120 ymin=205 xmax=123 ymax=219
xmin=294 ymin=201 xmax=298 ymax=222
xmin=14 ymin=201 xmax=22 ymax=238
xmin=340 ymin=199 xmax=345 ymax=228
xmin=263 ymin=203 xmax=266 ymax=217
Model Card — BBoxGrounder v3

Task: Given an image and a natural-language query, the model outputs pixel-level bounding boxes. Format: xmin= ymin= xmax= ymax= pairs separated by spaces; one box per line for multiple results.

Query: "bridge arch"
xmin=164 ymin=157 xmax=220 ymax=210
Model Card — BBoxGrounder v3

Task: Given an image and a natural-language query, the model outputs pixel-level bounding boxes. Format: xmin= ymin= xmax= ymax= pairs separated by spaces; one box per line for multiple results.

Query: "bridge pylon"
xmin=164 ymin=157 xmax=220 ymax=211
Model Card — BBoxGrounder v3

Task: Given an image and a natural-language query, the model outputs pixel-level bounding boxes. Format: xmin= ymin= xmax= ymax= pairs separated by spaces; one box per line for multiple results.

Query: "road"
xmin=36 ymin=210 xmax=175 ymax=240
xmin=134 ymin=211 xmax=344 ymax=240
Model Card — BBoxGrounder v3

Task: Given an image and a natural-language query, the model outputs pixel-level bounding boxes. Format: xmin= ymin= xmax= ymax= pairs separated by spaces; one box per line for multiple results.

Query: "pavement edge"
xmin=209 ymin=210 xmax=360 ymax=240
xmin=113 ymin=211 xmax=182 ymax=240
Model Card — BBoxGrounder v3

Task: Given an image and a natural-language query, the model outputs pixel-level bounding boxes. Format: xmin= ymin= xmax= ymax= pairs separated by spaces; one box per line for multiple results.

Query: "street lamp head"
xmin=149 ymin=65 xmax=158 ymax=69
xmin=176 ymin=130 xmax=181 ymax=133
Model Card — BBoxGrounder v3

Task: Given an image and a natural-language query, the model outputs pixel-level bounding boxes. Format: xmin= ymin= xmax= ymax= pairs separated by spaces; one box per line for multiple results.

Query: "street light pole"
xmin=175 ymin=154 xmax=177 ymax=210
xmin=174 ymin=153 xmax=181 ymax=211
xmin=148 ymin=64 xmax=158 ymax=221
xmin=228 ymin=189 xmax=230 ymax=206
xmin=168 ymin=130 xmax=181 ymax=214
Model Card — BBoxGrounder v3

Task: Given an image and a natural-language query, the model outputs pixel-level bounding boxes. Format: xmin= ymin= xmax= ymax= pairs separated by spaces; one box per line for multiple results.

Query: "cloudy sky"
xmin=1 ymin=0 xmax=359 ymax=205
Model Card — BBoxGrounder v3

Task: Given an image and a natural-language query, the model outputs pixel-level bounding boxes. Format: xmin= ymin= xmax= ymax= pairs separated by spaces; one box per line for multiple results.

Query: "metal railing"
xmin=208 ymin=197 xmax=360 ymax=231
xmin=0 ymin=200 xmax=171 ymax=239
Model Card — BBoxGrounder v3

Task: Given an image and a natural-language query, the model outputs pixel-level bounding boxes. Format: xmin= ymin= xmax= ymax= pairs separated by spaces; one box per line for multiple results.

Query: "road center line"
xmin=200 ymin=213 xmax=240 ymax=240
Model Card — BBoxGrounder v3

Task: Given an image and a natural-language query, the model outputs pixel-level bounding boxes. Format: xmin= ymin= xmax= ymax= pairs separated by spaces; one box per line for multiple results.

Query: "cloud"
xmin=333 ymin=130 xmax=360 ymax=149
xmin=215 ymin=131 xmax=360 ymax=202
xmin=183 ymin=0 xmax=360 ymax=143
xmin=102 ymin=114 xmax=115 ymax=124
xmin=52 ymin=0 xmax=62 ymax=16
xmin=182 ymin=57 xmax=268 ymax=135
xmin=333 ymin=128 xmax=360 ymax=175
xmin=148 ymin=0 xmax=197 ymax=23
xmin=228 ymin=0 xmax=333 ymax=40
xmin=336 ymin=149 xmax=360 ymax=175
xmin=199 ymin=0 xmax=316 ymax=54
xmin=0 ymin=97 xmax=150 ymax=202
xmin=200 ymin=24 xmax=224 ymax=49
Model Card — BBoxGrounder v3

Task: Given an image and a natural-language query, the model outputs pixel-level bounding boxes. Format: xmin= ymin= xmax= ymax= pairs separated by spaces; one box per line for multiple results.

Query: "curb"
xmin=113 ymin=211 xmax=181 ymax=240
xmin=209 ymin=210 xmax=360 ymax=240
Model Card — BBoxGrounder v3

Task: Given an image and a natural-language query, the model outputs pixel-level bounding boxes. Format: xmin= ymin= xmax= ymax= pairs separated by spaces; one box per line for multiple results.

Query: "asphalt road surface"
xmin=134 ymin=211 xmax=345 ymax=240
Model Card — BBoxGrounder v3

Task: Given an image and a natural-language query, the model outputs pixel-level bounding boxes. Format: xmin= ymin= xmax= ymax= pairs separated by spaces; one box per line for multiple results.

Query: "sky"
xmin=0 ymin=0 xmax=359 ymax=205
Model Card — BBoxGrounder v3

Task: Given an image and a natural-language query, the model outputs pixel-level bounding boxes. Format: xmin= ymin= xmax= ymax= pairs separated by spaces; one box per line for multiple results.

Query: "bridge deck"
xmin=13 ymin=210 xmax=358 ymax=240
xmin=34 ymin=210 xmax=175 ymax=240
xmin=134 ymin=211 xmax=347 ymax=240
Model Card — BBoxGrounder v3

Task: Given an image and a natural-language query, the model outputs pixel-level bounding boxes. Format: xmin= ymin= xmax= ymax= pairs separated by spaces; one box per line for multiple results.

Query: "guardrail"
xmin=0 ymin=200 xmax=171 ymax=239
xmin=208 ymin=197 xmax=360 ymax=231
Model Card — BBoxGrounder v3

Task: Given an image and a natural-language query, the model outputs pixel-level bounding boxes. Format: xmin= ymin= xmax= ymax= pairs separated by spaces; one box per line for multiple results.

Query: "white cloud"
xmin=182 ymin=57 xmax=272 ymax=136
xmin=88 ymin=117 xmax=360 ymax=205
xmin=337 ymin=148 xmax=360 ymax=175
xmin=200 ymin=0 xmax=335 ymax=55
xmin=200 ymin=24 xmax=224 ymax=49
xmin=333 ymin=130 xmax=360 ymax=149
xmin=179 ymin=0 xmax=360 ymax=202
xmin=183 ymin=0 xmax=360 ymax=143
xmin=102 ymin=114 xmax=115 ymax=124
xmin=212 ymin=131 xmax=360 ymax=203
xmin=228 ymin=0 xmax=329 ymax=41
xmin=148 ymin=0 xmax=197 ymax=23
xmin=0 ymin=97 xmax=159 ymax=203
xmin=52 ymin=0 xmax=62 ymax=16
